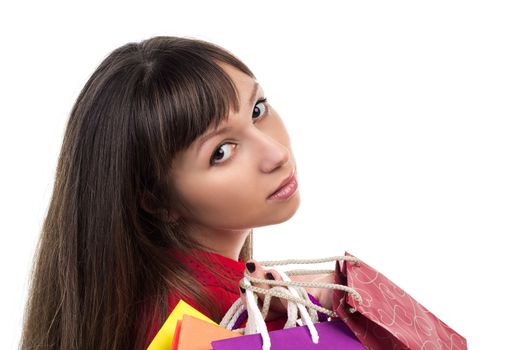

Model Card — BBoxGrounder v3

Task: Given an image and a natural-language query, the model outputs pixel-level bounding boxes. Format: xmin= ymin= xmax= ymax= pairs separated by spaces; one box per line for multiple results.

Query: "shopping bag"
xmin=211 ymin=319 xmax=364 ymax=350
xmin=333 ymin=251 xmax=467 ymax=349
xmin=147 ymin=299 xmax=216 ymax=350
xmin=218 ymin=259 xmax=367 ymax=350
xmin=171 ymin=314 xmax=241 ymax=350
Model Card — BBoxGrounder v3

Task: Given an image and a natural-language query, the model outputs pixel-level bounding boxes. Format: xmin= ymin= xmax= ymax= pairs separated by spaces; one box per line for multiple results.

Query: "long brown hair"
xmin=20 ymin=36 xmax=254 ymax=350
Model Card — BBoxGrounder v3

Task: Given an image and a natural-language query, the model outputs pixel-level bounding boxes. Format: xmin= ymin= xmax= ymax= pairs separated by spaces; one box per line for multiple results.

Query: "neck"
xmin=184 ymin=223 xmax=251 ymax=261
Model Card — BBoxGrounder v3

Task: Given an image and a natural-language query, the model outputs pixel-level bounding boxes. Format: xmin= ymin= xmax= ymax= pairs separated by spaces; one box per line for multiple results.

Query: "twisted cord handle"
xmin=221 ymin=255 xmax=363 ymax=334
xmin=257 ymin=255 xmax=359 ymax=267
xmin=241 ymin=275 xmax=363 ymax=307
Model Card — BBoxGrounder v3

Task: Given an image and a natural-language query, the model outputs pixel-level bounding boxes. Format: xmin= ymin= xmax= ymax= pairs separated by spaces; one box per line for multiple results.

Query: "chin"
xmin=268 ymin=193 xmax=301 ymax=225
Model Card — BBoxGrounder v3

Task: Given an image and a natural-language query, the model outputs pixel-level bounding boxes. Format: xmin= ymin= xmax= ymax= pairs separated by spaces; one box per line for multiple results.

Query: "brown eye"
xmin=252 ymin=98 xmax=268 ymax=121
xmin=210 ymin=143 xmax=237 ymax=165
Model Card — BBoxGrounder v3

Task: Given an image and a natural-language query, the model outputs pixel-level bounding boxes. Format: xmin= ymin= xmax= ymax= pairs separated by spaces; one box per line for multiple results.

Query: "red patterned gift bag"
xmin=333 ymin=252 xmax=467 ymax=349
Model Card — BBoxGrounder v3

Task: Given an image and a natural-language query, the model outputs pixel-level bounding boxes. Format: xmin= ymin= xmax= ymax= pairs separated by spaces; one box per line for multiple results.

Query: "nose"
xmin=256 ymin=133 xmax=291 ymax=173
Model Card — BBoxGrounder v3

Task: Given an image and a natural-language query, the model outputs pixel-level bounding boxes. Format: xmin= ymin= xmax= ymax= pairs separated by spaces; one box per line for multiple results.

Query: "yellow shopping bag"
xmin=147 ymin=299 xmax=216 ymax=350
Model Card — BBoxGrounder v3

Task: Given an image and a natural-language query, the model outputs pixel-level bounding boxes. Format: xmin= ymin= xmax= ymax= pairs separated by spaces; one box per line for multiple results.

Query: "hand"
xmin=288 ymin=271 xmax=335 ymax=311
xmin=242 ymin=260 xmax=287 ymax=321
xmin=242 ymin=260 xmax=335 ymax=321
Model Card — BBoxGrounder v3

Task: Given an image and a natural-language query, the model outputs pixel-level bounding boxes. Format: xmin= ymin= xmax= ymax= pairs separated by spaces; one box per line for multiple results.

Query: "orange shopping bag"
xmin=147 ymin=299 xmax=217 ymax=350
xmin=171 ymin=314 xmax=241 ymax=350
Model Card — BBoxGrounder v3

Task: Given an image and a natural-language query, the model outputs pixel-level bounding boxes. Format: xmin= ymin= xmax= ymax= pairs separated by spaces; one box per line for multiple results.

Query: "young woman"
xmin=20 ymin=36 xmax=332 ymax=350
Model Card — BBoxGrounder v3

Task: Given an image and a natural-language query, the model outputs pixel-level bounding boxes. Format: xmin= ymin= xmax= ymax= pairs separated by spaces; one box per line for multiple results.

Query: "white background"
xmin=1 ymin=1 xmax=524 ymax=348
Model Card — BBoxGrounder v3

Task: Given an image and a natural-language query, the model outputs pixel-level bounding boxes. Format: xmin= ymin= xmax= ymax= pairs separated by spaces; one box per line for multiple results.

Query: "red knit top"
xmin=142 ymin=248 xmax=287 ymax=346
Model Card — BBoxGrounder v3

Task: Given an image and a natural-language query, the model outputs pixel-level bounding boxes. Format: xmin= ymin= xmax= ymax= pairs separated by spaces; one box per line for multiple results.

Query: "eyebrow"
xmin=196 ymin=82 xmax=260 ymax=153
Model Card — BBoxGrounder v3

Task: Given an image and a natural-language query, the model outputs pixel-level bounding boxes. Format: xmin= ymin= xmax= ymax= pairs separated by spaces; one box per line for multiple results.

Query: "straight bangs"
xmin=133 ymin=38 xmax=254 ymax=169
xmin=141 ymin=54 xmax=241 ymax=151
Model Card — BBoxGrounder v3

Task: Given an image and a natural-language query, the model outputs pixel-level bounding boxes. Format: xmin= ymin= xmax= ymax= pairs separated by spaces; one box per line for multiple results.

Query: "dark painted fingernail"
xmin=246 ymin=262 xmax=255 ymax=273
xmin=265 ymin=272 xmax=275 ymax=280
xmin=240 ymin=286 xmax=245 ymax=293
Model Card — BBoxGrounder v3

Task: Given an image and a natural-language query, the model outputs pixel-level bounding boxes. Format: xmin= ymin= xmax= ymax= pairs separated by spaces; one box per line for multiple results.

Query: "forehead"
xmin=170 ymin=64 xmax=258 ymax=170
xmin=204 ymin=62 xmax=261 ymax=127
xmin=218 ymin=62 xmax=255 ymax=93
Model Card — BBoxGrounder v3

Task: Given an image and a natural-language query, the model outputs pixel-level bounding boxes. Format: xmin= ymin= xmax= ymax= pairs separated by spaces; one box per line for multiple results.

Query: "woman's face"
xmin=169 ymin=63 xmax=300 ymax=230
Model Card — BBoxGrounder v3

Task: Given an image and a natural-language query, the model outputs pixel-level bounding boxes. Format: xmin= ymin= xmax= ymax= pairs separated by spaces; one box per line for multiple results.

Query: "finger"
xmin=245 ymin=261 xmax=287 ymax=316
xmin=244 ymin=260 xmax=268 ymax=293
xmin=261 ymin=268 xmax=287 ymax=308
xmin=239 ymin=284 xmax=247 ymax=309
xmin=239 ymin=262 xmax=262 ymax=309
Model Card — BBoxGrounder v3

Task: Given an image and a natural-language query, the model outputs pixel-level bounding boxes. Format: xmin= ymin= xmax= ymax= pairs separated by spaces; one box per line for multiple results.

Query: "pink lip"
xmin=267 ymin=169 xmax=298 ymax=200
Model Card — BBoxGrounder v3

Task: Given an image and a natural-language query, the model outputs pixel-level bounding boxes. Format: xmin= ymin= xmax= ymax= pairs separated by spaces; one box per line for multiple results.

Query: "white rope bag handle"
xmin=219 ymin=255 xmax=362 ymax=350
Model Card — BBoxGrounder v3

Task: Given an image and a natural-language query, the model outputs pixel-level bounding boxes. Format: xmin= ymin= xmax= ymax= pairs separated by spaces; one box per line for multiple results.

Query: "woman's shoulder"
xmin=171 ymin=247 xmax=246 ymax=293
xmin=171 ymin=247 xmax=246 ymax=274
xmin=142 ymin=248 xmax=247 ymax=346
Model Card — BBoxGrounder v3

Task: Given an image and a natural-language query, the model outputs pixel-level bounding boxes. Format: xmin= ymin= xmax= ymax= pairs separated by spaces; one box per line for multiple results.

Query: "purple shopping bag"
xmin=211 ymin=319 xmax=365 ymax=350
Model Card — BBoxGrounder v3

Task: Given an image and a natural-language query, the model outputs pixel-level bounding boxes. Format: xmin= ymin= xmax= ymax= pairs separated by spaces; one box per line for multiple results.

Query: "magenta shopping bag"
xmin=211 ymin=319 xmax=365 ymax=350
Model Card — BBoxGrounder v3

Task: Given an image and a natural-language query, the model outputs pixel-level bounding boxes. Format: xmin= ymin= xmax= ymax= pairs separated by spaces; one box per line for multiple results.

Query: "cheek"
xmin=175 ymin=169 xmax=264 ymax=224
